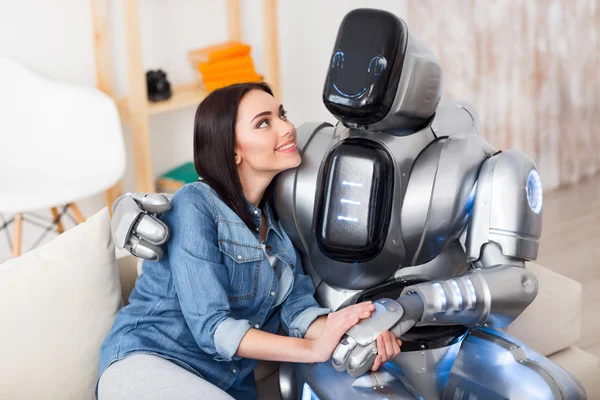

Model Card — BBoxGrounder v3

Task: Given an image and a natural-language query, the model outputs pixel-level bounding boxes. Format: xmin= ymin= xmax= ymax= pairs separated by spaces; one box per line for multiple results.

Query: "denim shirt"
xmin=97 ymin=181 xmax=331 ymax=399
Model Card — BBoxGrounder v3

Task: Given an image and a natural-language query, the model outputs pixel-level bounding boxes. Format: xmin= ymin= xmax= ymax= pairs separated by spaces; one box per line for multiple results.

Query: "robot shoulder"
xmin=401 ymin=133 xmax=495 ymax=265
xmin=465 ymin=150 xmax=543 ymax=262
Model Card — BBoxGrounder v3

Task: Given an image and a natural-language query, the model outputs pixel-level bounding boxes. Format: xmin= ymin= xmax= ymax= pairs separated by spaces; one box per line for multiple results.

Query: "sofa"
xmin=0 ymin=207 xmax=598 ymax=399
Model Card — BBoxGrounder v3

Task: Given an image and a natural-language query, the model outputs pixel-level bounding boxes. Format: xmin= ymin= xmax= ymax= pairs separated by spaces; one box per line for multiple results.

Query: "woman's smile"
xmin=275 ymin=138 xmax=297 ymax=153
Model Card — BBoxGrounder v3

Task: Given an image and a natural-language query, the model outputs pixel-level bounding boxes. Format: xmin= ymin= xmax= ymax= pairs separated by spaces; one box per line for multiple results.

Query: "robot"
xmin=111 ymin=8 xmax=587 ymax=400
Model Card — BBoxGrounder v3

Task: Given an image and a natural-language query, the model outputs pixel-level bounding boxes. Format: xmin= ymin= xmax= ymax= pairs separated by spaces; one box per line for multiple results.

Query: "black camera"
xmin=146 ymin=69 xmax=172 ymax=102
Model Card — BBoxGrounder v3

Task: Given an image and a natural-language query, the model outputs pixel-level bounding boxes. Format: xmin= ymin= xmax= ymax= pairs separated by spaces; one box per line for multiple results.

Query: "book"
xmin=203 ymin=73 xmax=262 ymax=92
xmin=200 ymin=66 xmax=258 ymax=82
xmin=198 ymin=55 xmax=255 ymax=75
xmin=188 ymin=41 xmax=251 ymax=63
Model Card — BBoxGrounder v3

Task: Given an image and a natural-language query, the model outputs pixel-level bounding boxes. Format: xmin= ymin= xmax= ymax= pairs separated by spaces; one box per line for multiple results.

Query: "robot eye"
xmin=368 ymin=56 xmax=387 ymax=75
xmin=331 ymin=50 xmax=344 ymax=69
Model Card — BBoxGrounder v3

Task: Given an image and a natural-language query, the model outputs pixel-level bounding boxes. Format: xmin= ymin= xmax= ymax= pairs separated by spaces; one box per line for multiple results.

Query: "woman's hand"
xmin=371 ymin=330 xmax=402 ymax=371
xmin=310 ymin=301 xmax=376 ymax=363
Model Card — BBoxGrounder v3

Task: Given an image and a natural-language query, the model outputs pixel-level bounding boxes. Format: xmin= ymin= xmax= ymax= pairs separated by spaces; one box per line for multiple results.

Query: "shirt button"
xmin=270 ymin=291 xmax=276 ymax=296
xmin=254 ymin=324 xmax=260 ymax=329
xmin=290 ymin=264 xmax=295 ymax=269
xmin=232 ymin=369 xmax=237 ymax=374
xmin=237 ymin=255 xmax=242 ymax=260
xmin=266 ymin=244 xmax=272 ymax=250
xmin=253 ymin=210 xmax=259 ymax=215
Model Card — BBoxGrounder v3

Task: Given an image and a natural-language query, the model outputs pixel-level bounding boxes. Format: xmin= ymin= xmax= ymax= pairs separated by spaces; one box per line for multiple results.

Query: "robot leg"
xmin=281 ymin=334 xmax=466 ymax=400
xmin=283 ymin=360 xmax=421 ymax=400
xmin=444 ymin=328 xmax=587 ymax=400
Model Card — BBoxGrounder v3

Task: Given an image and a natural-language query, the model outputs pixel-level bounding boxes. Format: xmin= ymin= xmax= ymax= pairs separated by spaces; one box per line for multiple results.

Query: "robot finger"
xmin=347 ymin=342 xmax=378 ymax=377
xmin=331 ymin=335 xmax=358 ymax=372
xmin=111 ymin=196 xmax=143 ymax=250
xmin=130 ymin=193 xmax=173 ymax=214
xmin=127 ymin=235 xmax=164 ymax=262
xmin=134 ymin=214 xmax=170 ymax=245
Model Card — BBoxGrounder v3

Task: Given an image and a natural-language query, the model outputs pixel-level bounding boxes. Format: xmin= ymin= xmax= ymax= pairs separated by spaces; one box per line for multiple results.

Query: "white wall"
xmin=0 ymin=0 xmax=407 ymax=259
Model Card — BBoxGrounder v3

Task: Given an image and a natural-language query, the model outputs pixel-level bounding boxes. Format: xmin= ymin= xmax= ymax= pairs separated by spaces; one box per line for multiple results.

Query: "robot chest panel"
xmin=314 ymin=138 xmax=395 ymax=263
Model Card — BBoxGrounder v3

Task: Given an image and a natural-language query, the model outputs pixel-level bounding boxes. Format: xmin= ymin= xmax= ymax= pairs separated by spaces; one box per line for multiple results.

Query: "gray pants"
xmin=97 ymin=354 xmax=234 ymax=400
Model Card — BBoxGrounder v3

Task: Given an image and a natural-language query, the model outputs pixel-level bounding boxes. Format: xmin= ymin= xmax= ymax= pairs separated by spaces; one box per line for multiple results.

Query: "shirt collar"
xmin=242 ymin=196 xmax=284 ymax=241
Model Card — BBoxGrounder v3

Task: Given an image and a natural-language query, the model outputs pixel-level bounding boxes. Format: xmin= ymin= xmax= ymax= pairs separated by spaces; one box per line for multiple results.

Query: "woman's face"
xmin=234 ymin=89 xmax=300 ymax=176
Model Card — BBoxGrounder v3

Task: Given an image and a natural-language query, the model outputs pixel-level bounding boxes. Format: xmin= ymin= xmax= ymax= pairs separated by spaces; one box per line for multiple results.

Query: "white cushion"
xmin=549 ymin=346 xmax=600 ymax=399
xmin=506 ymin=262 xmax=582 ymax=356
xmin=0 ymin=207 xmax=122 ymax=400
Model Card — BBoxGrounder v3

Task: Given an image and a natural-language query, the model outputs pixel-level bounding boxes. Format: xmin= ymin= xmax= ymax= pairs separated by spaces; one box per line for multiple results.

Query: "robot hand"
xmin=332 ymin=294 xmax=424 ymax=377
xmin=111 ymin=193 xmax=173 ymax=261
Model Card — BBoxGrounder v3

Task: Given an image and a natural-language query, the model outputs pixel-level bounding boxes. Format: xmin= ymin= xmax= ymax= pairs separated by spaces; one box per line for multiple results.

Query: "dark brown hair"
xmin=193 ymin=82 xmax=275 ymax=231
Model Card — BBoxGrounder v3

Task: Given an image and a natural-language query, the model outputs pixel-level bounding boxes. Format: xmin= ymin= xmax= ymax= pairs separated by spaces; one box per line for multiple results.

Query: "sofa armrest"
xmin=505 ymin=262 xmax=582 ymax=356
xmin=549 ymin=346 xmax=600 ymax=399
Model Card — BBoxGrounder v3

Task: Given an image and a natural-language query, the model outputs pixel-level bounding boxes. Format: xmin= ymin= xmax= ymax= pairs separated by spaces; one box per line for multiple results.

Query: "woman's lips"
xmin=275 ymin=139 xmax=297 ymax=152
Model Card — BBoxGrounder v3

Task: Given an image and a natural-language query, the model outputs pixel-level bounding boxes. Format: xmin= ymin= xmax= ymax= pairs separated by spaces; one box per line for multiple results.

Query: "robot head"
xmin=323 ymin=9 xmax=443 ymax=132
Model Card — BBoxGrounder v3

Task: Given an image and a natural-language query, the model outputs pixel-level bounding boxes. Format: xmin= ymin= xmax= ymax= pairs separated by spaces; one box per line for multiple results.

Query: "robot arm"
xmin=399 ymin=252 xmax=538 ymax=328
xmin=399 ymin=149 xmax=543 ymax=329
xmin=111 ymin=193 xmax=173 ymax=261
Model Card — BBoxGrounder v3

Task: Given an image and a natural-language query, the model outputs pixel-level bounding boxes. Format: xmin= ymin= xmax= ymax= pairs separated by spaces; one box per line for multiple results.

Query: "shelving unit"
xmin=90 ymin=0 xmax=281 ymax=206
xmin=115 ymin=81 xmax=208 ymax=124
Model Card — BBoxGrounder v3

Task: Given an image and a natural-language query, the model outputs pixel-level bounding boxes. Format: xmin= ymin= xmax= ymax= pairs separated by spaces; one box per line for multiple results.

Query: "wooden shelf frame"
xmin=91 ymin=0 xmax=281 ymax=200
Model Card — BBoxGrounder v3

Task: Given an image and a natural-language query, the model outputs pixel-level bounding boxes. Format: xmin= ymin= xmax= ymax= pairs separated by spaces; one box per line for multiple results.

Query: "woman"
xmin=97 ymin=82 xmax=402 ymax=399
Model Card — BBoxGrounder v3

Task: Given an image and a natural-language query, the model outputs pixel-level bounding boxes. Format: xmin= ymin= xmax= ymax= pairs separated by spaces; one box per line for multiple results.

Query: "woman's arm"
xmin=235 ymin=329 xmax=316 ymax=363
xmin=236 ymin=301 xmax=375 ymax=363
xmin=303 ymin=315 xmax=327 ymax=340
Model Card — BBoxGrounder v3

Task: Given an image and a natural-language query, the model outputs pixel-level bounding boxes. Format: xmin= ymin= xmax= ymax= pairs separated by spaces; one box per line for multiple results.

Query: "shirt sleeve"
xmin=164 ymin=185 xmax=250 ymax=362
xmin=280 ymin=248 xmax=331 ymax=338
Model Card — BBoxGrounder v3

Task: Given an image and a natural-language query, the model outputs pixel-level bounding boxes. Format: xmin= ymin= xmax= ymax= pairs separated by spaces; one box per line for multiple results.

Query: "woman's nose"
xmin=277 ymin=118 xmax=295 ymax=137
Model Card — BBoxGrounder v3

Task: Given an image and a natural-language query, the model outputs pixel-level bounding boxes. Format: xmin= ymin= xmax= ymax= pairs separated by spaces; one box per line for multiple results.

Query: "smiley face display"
xmin=323 ymin=9 xmax=408 ymax=126
xmin=330 ymin=51 xmax=387 ymax=99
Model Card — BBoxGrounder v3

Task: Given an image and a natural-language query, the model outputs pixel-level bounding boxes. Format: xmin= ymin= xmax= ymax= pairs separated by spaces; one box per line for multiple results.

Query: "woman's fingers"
xmin=391 ymin=332 xmax=401 ymax=358
xmin=371 ymin=355 xmax=381 ymax=371
xmin=350 ymin=301 xmax=374 ymax=317
xmin=333 ymin=301 xmax=374 ymax=322
xmin=376 ymin=335 xmax=387 ymax=363
xmin=382 ymin=330 xmax=395 ymax=361
xmin=342 ymin=315 xmax=360 ymax=332
xmin=357 ymin=308 xmax=373 ymax=320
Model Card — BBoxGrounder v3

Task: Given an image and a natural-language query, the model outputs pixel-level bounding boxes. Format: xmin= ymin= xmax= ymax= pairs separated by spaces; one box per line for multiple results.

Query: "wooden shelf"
xmin=149 ymin=81 xmax=207 ymax=114
xmin=92 ymin=0 xmax=280 ymax=194
xmin=116 ymin=81 xmax=207 ymax=123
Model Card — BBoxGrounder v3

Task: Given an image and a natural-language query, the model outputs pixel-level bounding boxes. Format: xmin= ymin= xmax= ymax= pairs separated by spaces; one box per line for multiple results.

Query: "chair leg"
xmin=12 ymin=213 xmax=22 ymax=258
xmin=68 ymin=203 xmax=86 ymax=224
xmin=50 ymin=207 xmax=65 ymax=233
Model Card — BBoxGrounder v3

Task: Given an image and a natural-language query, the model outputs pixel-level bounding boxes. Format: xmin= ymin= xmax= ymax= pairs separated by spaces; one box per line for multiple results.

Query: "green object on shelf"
xmin=162 ymin=162 xmax=198 ymax=182
xmin=156 ymin=162 xmax=199 ymax=192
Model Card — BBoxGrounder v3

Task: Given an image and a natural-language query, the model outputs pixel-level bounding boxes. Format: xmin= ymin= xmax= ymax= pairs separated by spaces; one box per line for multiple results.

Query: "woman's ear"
xmin=234 ymin=152 xmax=241 ymax=165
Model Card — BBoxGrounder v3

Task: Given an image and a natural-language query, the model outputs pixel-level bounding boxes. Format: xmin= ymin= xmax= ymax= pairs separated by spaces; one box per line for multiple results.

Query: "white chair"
xmin=0 ymin=57 xmax=126 ymax=257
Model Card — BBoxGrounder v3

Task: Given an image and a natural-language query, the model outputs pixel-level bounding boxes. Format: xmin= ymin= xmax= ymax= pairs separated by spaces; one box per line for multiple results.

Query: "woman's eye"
xmin=258 ymin=119 xmax=270 ymax=128
xmin=280 ymin=110 xmax=288 ymax=119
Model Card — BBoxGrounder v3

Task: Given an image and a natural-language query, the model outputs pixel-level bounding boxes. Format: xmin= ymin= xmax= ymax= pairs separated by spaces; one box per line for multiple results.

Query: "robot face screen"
xmin=315 ymin=139 xmax=394 ymax=262
xmin=323 ymin=9 xmax=408 ymax=125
